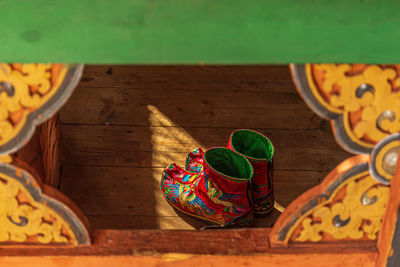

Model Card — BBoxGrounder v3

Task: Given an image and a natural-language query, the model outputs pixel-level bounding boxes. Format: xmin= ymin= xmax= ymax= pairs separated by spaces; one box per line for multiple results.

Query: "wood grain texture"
xmin=60 ymin=125 xmax=346 ymax=170
xmin=61 ymin=66 xmax=321 ymax=129
xmin=59 ymin=65 xmax=351 ymax=230
xmin=38 ymin=114 xmax=62 ymax=188
xmin=13 ymin=129 xmax=45 ymax=183
xmin=12 ymin=115 xmax=61 ymax=186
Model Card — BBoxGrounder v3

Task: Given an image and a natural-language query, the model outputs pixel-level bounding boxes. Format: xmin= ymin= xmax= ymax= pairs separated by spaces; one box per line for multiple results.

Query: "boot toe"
xmin=163 ymin=163 xmax=201 ymax=184
xmin=185 ymin=147 xmax=204 ymax=173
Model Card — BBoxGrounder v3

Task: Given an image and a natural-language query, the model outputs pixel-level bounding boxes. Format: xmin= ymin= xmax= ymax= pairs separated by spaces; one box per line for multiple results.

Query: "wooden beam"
xmin=0 ymin=252 xmax=377 ymax=267
xmin=0 ymin=229 xmax=376 ymax=255
xmin=0 ymin=229 xmax=377 ymax=266
xmin=1 ymin=0 xmax=400 ymax=64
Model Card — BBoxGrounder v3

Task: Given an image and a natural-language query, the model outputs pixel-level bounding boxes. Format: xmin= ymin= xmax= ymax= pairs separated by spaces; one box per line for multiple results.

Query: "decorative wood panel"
xmin=0 ymin=157 xmax=89 ymax=245
xmin=0 ymin=63 xmax=89 ymax=247
xmin=291 ymin=64 xmax=400 ymax=154
xmin=270 ymin=64 xmax=400 ymax=248
xmin=0 ymin=63 xmax=83 ymax=155
xmin=270 ymin=152 xmax=392 ymax=246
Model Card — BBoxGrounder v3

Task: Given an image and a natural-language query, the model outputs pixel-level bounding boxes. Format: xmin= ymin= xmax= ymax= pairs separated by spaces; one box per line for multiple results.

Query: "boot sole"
xmin=162 ymin=194 xmax=252 ymax=227
xmin=163 ymin=195 xmax=224 ymax=226
xmin=254 ymin=207 xmax=275 ymax=217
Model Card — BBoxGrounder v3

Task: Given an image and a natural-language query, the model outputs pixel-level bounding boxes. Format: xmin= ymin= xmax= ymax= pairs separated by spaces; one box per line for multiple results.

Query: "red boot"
xmin=185 ymin=130 xmax=275 ymax=216
xmin=161 ymin=147 xmax=254 ymax=226
xmin=185 ymin=147 xmax=204 ymax=173
xmin=228 ymin=129 xmax=274 ymax=216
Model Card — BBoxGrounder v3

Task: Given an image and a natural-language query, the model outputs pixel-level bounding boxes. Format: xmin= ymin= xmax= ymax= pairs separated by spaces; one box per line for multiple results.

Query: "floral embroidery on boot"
xmin=161 ymin=147 xmax=254 ymax=226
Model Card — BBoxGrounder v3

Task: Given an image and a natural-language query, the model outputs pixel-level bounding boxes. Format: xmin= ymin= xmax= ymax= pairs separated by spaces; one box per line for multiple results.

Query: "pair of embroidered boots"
xmin=160 ymin=129 xmax=274 ymax=226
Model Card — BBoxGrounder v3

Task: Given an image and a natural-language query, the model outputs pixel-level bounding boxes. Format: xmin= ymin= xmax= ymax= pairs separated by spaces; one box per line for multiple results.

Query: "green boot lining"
xmin=204 ymin=148 xmax=253 ymax=181
xmin=231 ymin=130 xmax=274 ymax=160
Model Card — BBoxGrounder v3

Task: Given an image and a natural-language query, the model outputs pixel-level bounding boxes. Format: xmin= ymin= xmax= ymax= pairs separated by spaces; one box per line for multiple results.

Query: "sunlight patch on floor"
xmin=148 ymin=105 xmax=206 ymax=229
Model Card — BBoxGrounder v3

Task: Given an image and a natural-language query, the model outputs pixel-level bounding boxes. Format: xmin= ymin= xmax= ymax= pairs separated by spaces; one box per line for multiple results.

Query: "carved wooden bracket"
xmin=270 ymin=64 xmax=400 ymax=248
xmin=0 ymin=63 xmax=89 ymax=246
xmin=291 ymin=64 xmax=400 ymax=154
xmin=0 ymin=158 xmax=90 ymax=245
xmin=0 ymin=64 xmax=83 ymax=155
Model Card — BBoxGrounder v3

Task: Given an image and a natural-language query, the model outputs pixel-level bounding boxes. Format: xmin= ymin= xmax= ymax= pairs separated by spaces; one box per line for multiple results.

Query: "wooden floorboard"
xmin=59 ymin=65 xmax=351 ymax=230
xmin=60 ymin=125 xmax=348 ymax=170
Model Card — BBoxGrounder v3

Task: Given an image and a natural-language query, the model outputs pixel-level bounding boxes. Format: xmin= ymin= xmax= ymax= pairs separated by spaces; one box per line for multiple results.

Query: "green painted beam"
xmin=1 ymin=0 xmax=399 ymax=64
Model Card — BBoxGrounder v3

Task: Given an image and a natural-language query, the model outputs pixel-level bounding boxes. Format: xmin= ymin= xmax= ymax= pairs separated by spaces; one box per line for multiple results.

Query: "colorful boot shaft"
xmin=161 ymin=148 xmax=254 ymax=226
xmin=228 ymin=129 xmax=274 ymax=216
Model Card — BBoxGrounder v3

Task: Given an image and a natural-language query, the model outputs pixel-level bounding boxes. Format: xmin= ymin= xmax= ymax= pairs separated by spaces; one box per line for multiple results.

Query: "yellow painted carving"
xmin=294 ymin=171 xmax=389 ymax=242
xmin=0 ymin=171 xmax=78 ymax=245
xmin=0 ymin=155 xmax=12 ymax=163
xmin=305 ymin=64 xmax=344 ymax=114
xmin=306 ymin=64 xmax=400 ymax=148
xmin=0 ymin=64 xmax=67 ymax=146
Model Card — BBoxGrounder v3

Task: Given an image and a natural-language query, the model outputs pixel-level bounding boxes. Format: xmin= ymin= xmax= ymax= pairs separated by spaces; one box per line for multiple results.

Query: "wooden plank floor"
xmin=59 ymin=65 xmax=351 ymax=230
